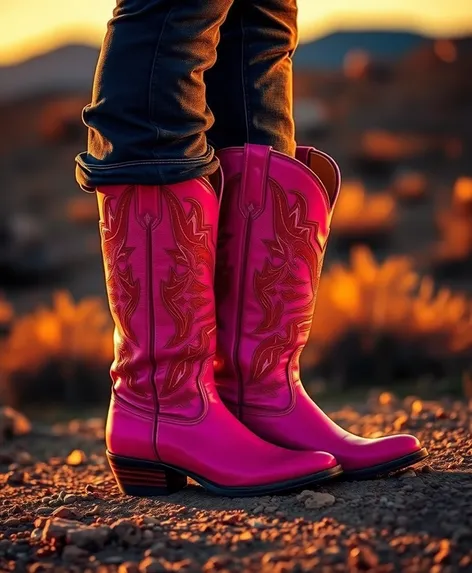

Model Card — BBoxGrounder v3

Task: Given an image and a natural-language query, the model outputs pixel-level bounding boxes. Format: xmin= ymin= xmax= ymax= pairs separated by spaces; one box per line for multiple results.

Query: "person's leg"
xmin=76 ymin=0 xmax=231 ymax=190
xmin=80 ymin=0 xmax=341 ymax=496
xmin=205 ymin=0 xmax=297 ymax=156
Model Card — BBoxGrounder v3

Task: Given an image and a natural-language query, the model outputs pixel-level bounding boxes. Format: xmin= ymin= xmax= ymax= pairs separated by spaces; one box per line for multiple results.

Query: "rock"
xmin=221 ymin=514 xmax=241 ymax=525
xmin=41 ymin=518 xmax=79 ymax=542
xmin=15 ymin=451 xmax=33 ymax=465
xmin=298 ymin=491 xmax=336 ymax=509
xmin=51 ymin=506 xmax=81 ymax=520
xmin=396 ymin=515 xmax=409 ymax=528
xmin=31 ymin=528 xmax=43 ymax=541
xmin=0 ymin=407 xmax=31 ymax=443
xmin=296 ymin=490 xmax=314 ymax=502
xmin=119 ymin=563 xmax=139 ymax=573
xmin=6 ymin=469 xmax=25 ymax=485
xmin=63 ymin=494 xmax=77 ymax=504
xmin=203 ymin=555 xmax=232 ymax=571
xmin=66 ymin=450 xmax=87 ymax=466
xmin=142 ymin=530 xmax=155 ymax=543
xmin=142 ymin=517 xmax=160 ymax=527
xmin=420 ymin=465 xmax=434 ymax=474
xmin=62 ymin=545 xmax=89 ymax=561
xmin=239 ymin=531 xmax=253 ymax=542
xmin=399 ymin=469 xmax=417 ymax=479
xmin=349 ymin=546 xmax=379 ymax=569
xmin=112 ymin=519 xmax=143 ymax=546
xmin=85 ymin=504 xmax=100 ymax=516
xmin=138 ymin=557 xmax=167 ymax=573
xmin=452 ymin=527 xmax=472 ymax=543
xmin=67 ymin=525 xmax=111 ymax=549
xmin=35 ymin=517 xmax=48 ymax=528
xmin=393 ymin=415 xmax=408 ymax=432
xmin=102 ymin=556 xmax=126 ymax=564
xmin=146 ymin=542 xmax=166 ymax=557
xmin=434 ymin=539 xmax=451 ymax=564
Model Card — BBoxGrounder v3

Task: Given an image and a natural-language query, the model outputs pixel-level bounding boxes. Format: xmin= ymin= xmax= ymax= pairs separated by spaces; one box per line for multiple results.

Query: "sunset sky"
xmin=1 ymin=0 xmax=471 ymax=65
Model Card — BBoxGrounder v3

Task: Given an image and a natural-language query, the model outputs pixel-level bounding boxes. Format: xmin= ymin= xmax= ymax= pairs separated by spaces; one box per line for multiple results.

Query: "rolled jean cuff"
xmin=74 ymin=148 xmax=219 ymax=192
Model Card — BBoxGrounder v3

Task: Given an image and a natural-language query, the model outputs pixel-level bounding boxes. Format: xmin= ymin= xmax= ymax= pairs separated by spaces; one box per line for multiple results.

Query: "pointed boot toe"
xmin=339 ymin=434 xmax=428 ymax=479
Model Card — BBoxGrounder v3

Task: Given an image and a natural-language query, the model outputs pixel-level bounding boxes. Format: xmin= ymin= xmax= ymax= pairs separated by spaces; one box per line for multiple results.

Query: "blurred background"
xmin=0 ymin=0 xmax=471 ymax=413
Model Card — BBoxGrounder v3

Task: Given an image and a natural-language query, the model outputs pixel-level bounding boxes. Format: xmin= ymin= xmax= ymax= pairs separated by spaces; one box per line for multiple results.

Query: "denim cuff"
xmin=75 ymin=148 xmax=219 ymax=192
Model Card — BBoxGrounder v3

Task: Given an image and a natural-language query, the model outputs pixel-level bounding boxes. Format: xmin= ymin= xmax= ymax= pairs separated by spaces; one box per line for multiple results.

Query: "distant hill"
xmin=294 ymin=30 xmax=430 ymax=70
xmin=0 ymin=30 xmax=436 ymax=102
xmin=0 ymin=44 xmax=99 ymax=103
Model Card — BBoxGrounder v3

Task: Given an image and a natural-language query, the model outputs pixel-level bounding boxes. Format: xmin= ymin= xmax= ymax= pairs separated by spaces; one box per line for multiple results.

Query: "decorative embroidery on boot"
xmin=100 ymin=186 xmax=144 ymax=396
xmin=250 ymin=180 xmax=323 ymax=387
xmin=160 ymin=187 xmax=215 ymax=405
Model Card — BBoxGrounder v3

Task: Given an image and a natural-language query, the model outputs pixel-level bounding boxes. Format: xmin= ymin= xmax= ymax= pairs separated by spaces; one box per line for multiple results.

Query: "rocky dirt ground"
xmin=0 ymin=396 xmax=471 ymax=573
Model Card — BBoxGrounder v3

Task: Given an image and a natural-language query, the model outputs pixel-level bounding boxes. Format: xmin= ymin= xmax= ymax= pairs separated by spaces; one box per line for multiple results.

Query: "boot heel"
xmin=107 ymin=452 xmax=188 ymax=496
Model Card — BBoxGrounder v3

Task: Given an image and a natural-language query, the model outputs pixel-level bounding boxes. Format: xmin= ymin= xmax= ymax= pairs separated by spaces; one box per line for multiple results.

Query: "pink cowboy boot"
xmin=214 ymin=144 xmax=428 ymax=479
xmin=97 ymin=171 xmax=341 ymax=497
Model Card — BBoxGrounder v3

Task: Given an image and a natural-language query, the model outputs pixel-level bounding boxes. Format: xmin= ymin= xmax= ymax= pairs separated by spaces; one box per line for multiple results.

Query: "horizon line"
xmin=1 ymin=18 xmax=472 ymax=66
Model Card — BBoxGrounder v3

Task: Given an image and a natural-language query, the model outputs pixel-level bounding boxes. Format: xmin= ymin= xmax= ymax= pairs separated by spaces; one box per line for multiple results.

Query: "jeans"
xmin=75 ymin=0 xmax=298 ymax=190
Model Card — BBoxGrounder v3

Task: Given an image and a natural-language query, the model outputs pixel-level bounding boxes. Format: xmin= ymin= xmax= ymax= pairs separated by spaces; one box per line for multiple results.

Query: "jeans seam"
xmin=239 ymin=13 xmax=250 ymax=143
xmin=75 ymin=152 xmax=214 ymax=170
xmin=148 ymin=6 xmax=176 ymax=160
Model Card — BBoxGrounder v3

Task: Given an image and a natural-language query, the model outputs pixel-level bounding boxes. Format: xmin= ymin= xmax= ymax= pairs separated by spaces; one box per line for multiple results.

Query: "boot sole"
xmin=107 ymin=451 xmax=343 ymax=497
xmin=342 ymin=447 xmax=429 ymax=480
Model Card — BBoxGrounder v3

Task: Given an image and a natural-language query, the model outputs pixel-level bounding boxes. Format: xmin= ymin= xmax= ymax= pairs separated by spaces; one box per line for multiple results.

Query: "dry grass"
xmin=331 ymin=181 xmax=396 ymax=236
xmin=433 ymin=177 xmax=472 ymax=264
xmin=0 ymin=295 xmax=13 ymax=330
xmin=305 ymin=247 xmax=472 ymax=367
xmin=392 ymin=170 xmax=428 ymax=202
xmin=0 ymin=249 xmax=471 ymax=407
xmin=0 ymin=292 xmax=113 ymax=407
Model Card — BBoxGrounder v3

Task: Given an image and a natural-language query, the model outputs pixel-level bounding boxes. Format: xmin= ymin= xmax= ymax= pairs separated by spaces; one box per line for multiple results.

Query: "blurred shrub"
xmin=432 ymin=177 xmax=472 ymax=273
xmin=331 ymin=181 xmax=396 ymax=247
xmin=38 ymin=97 xmax=87 ymax=144
xmin=359 ymin=131 xmax=429 ymax=162
xmin=392 ymin=170 xmax=428 ymax=202
xmin=0 ymin=292 xmax=113 ymax=408
xmin=66 ymin=196 xmax=98 ymax=224
xmin=0 ymin=295 xmax=14 ymax=336
xmin=304 ymin=247 xmax=472 ymax=386
xmin=1 ymin=249 xmax=471 ymax=407
xmin=452 ymin=177 xmax=472 ymax=213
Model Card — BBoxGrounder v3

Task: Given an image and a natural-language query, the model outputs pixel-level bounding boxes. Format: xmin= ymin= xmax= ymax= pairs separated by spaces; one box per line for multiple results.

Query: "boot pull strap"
xmin=295 ymin=146 xmax=312 ymax=166
xmin=239 ymin=144 xmax=271 ymax=219
xmin=296 ymin=146 xmax=341 ymax=211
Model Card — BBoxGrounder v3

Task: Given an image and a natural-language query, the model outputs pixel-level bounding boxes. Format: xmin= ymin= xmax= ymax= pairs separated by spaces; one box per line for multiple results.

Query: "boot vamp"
xmin=157 ymin=395 xmax=337 ymax=487
xmin=241 ymin=385 xmax=421 ymax=471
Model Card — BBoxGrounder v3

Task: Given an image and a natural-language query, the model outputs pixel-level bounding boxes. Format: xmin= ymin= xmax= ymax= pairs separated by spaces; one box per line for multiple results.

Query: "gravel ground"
xmin=0 ymin=396 xmax=471 ymax=573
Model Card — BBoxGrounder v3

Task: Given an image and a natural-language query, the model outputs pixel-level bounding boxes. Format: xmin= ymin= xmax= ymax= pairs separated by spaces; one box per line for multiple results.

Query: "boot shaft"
xmin=215 ymin=145 xmax=340 ymax=413
xmin=97 ymin=177 xmax=221 ymax=420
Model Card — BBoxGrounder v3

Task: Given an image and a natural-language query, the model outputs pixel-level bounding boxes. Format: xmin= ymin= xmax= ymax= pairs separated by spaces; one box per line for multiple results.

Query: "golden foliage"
xmin=360 ymin=131 xmax=428 ymax=161
xmin=307 ymin=247 xmax=472 ymax=365
xmin=453 ymin=177 xmax=472 ymax=209
xmin=0 ymin=291 xmax=113 ymax=378
xmin=0 ymin=294 xmax=14 ymax=326
xmin=331 ymin=181 xmax=396 ymax=235
xmin=392 ymin=171 xmax=428 ymax=201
